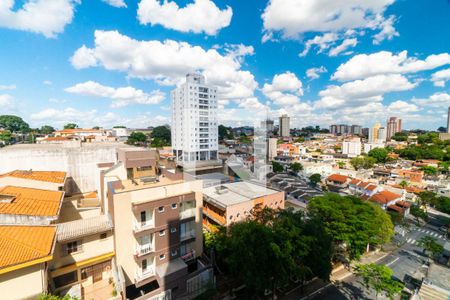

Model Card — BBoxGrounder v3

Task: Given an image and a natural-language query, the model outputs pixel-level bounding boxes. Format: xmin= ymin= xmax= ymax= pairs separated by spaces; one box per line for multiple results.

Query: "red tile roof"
xmin=396 ymin=201 xmax=411 ymax=208
xmin=366 ymin=185 xmax=377 ymax=191
xmin=387 ymin=205 xmax=405 ymax=213
xmin=327 ymin=174 xmax=349 ymax=183
xmin=370 ymin=190 xmax=402 ymax=205
xmin=349 ymin=179 xmax=361 ymax=185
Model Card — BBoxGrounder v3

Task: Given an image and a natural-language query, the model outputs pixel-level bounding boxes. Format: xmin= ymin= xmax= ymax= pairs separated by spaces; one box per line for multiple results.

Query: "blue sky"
xmin=0 ymin=0 xmax=449 ymax=130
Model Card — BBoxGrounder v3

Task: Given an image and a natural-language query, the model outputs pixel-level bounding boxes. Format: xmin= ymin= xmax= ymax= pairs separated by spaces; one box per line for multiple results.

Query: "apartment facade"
xmin=342 ymin=138 xmax=361 ymax=158
xmin=279 ymin=114 xmax=290 ymax=137
xmin=171 ymin=73 xmax=219 ymax=163
xmin=386 ymin=117 xmax=402 ymax=141
xmin=104 ymin=150 xmax=204 ymax=299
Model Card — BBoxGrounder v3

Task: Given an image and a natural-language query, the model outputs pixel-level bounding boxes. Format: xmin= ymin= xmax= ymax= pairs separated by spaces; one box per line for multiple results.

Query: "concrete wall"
xmin=0 ymin=143 xmax=134 ymax=195
xmin=0 ymin=263 xmax=46 ymax=300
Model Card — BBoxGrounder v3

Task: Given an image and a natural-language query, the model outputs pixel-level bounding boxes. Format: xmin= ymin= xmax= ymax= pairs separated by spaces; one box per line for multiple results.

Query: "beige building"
xmin=0 ymin=225 xmax=56 ymax=300
xmin=103 ymin=149 xmax=205 ymax=299
xmin=203 ymin=181 xmax=285 ymax=229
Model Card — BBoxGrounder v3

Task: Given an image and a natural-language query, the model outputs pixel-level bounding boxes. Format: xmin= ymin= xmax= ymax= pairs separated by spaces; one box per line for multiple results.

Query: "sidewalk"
xmin=331 ymin=251 xmax=390 ymax=281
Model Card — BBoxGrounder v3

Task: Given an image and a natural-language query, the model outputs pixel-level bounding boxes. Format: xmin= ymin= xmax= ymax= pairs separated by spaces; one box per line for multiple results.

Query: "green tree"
xmin=368 ymin=148 xmax=389 ymax=163
xmin=435 ymin=196 xmax=450 ymax=214
xmin=38 ymin=293 xmax=79 ymax=300
xmin=354 ymin=263 xmax=404 ymax=299
xmin=308 ymin=194 xmax=394 ymax=261
xmin=418 ymin=191 xmax=437 ymax=209
xmin=0 ymin=115 xmax=30 ymax=133
xmin=421 ymin=166 xmax=438 ymax=175
xmin=410 ymin=205 xmax=428 ymax=225
xmin=391 ymin=132 xmax=407 ymax=142
xmin=272 ymin=161 xmax=284 ymax=173
xmin=127 ymin=132 xmax=147 ymax=145
xmin=39 ymin=125 xmax=55 ymax=134
xmin=350 ymin=156 xmax=376 ymax=170
xmin=151 ymin=126 xmax=171 ymax=145
xmin=113 ymin=125 xmax=126 ymax=128
xmin=0 ymin=130 xmax=12 ymax=144
xmin=92 ymin=126 xmax=100 ymax=130
xmin=399 ymin=180 xmax=409 ymax=188
xmin=309 ymin=173 xmax=321 ymax=185
xmin=218 ymin=125 xmax=233 ymax=140
xmin=289 ymin=162 xmax=303 ymax=173
xmin=417 ymin=236 xmax=444 ymax=258
xmin=337 ymin=161 xmax=346 ymax=169
xmin=63 ymin=123 xmax=78 ymax=129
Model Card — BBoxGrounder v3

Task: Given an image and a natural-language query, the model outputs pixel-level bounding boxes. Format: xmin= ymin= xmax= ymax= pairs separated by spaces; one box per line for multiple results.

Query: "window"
xmin=171 ymin=249 xmax=178 ymax=257
xmin=142 ymin=259 xmax=148 ymax=270
xmin=140 ymin=211 xmax=146 ymax=222
xmin=159 ymin=230 xmax=165 ymax=236
xmin=137 ymin=166 xmax=152 ymax=171
xmin=53 ymin=271 xmax=77 ymax=288
xmin=100 ymin=232 xmax=107 ymax=240
xmin=171 ymin=203 xmax=177 ymax=209
xmin=158 ymin=206 xmax=165 ymax=213
xmin=159 ymin=254 xmax=165 ymax=260
xmin=171 ymin=227 xmax=177 ymax=233
xmin=64 ymin=241 xmax=81 ymax=255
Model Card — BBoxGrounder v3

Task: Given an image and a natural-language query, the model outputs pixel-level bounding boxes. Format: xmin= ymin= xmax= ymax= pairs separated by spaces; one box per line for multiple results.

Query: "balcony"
xmin=181 ymin=250 xmax=196 ymax=262
xmin=133 ymin=220 xmax=155 ymax=233
xmin=180 ymin=208 xmax=196 ymax=220
xmin=135 ymin=243 xmax=154 ymax=257
xmin=180 ymin=230 xmax=196 ymax=242
xmin=135 ymin=266 xmax=155 ymax=283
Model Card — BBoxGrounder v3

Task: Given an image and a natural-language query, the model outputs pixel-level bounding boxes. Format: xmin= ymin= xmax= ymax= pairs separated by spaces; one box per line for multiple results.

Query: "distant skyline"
xmin=0 ymin=0 xmax=449 ymax=130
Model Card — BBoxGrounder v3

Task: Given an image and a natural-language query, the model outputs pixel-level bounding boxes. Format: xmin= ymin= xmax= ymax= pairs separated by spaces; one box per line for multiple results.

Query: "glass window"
xmin=171 ymin=249 xmax=178 ymax=257
xmin=159 ymin=254 xmax=165 ymax=260
xmin=170 ymin=227 xmax=177 ymax=233
xmin=159 ymin=230 xmax=165 ymax=236
xmin=171 ymin=203 xmax=177 ymax=209
xmin=158 ymin=206 xmax=165 ymax=213
xmin=54 ymin=271 xmax=77 ymax=288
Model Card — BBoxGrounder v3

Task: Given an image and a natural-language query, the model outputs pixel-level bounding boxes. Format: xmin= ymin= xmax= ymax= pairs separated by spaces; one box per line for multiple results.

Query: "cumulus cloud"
xmin=262 ymin=72 xmax=303 ymax=106
xmin=0 ymin=94 xmax=15 ymax=110
xmin=137 ymin=0 xmax=232 ymax=35
xmin=0 ymin=84 xmax=16 ymax=91
xmin=70 ymin=30 xmax=257 ymax=101
xmin=299 ymin=33 xmax=338 ymax=57
xmin=412 ymin=92 xmax=450 ymax=108
xmin=102 ymin=0 xmax=127 ymax=8
xmin=431 ymin=68 xmax=450 ymax=87
xmin=65 ymin=81 xmax=165 ymax=108
xmin=0 ymin=0 xmax=78 ymax=38
xmin=387 ymin=100 xmax=419 ymax=113
xmin=306 ymin=66 xmax=327 ymax=80
xmin=328 ymin=38 xmax=358 ymax=57
xmin=262 ymin=0 xmax=397 ymax=48
xmin=237 ymin=98 xmax=267 ymax=111
xmin=333 ymin=50 xmax=450 ymax=81
xmin=316 ymin=74 xmax=417 ymax=109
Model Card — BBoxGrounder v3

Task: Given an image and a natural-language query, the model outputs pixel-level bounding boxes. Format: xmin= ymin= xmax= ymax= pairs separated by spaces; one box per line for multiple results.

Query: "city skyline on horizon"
xmin=1 ymin=0 xmax=450 ymax=130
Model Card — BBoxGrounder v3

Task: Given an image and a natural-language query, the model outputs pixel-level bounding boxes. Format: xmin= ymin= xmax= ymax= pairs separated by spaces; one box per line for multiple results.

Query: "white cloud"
xmin=306 ymin=66 xmax=327 ymax=80
xmin=0 ymin=84 xmax=16 ymax=91
xmin=0 ymin=0 xmax=78 ymax=38
xmin=70 ymin=30 xmax=257 ymax=101
xmin=328 ymin=38 xmax=357 ymax=57
xmin=137 ymin=0 xmax=232 ymax=35
xmin=43 ymin=80 xmax=52 ymax=86
xmin=102 ymin=0 xmax=127 ymax=8
xmin=65 ymin=81 xmax=165 ymax=108
xmin=299 ymin=33 xmax=338 ymax=57
xmin=262 ymin=0 xmax=396 ymax=46
xmin=262 ymin=71 xmax=303 ymax=106
xmin=237 ymin=98 xmax=267 ymax=111
xmin=412 ymin=92 xmax=450 ymax=108
xmin=316 ymin=74 xmax=417 ymax=109
xmin=333 ymin=50 xmax=450 ymax=81
xmin=387 ymin=100 xmax=419 ymax=113
xmin=0 ymin=94 xmax=15 ymax=109
xmin=373 ymin=15 xmax=399 ymax=44
xmin=431 ymin=68 xmax=450 ymax=87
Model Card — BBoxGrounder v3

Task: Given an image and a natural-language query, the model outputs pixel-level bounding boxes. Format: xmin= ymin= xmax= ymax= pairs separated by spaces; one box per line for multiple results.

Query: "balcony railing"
xmin=180 ymin=208 xmax=196 ymax=220
xmin=135 ymin=266 xmax=155 ymax=282
xmin=181 ymin=250 xmax=196 ymax=262
xmin=135 ymin=243 xmax=154 ymax=257
xmin=180 ymin=230 xmax=196 ymax=241
xmin=133 ymin=220 xmax=155 ymax=233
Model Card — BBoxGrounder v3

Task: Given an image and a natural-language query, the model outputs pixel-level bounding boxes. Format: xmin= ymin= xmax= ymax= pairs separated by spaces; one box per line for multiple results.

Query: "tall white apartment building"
xmin=171 ymin=74 xmax=219 ymax=163
xmin=342 ymin=137 xmax=362 ymax=158
xmin=279 ymin=114 xmax=290 ymax=137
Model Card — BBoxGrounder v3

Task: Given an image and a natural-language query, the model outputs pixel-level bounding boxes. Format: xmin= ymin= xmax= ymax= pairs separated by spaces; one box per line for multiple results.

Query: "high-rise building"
xmin=447 ymin=107 xmax=450 ymax=133
xmin=386 ymin=117 xmax=402 ymax=140
xmin=261 ymin=119 xmax=274 ymax=133
xmin=171 ymin=74 xmax=218 ymax=163
xmin=330 ymin=125 xmax=338 ymax=135
xmin=279 ymin=114 xmax=290 ymax=137
xmin=350 ymin=125 xmax=362 ymax=135
xmin=369 ymin=123 xmax=387 ymax=143
xmin=338 ymin=124 xmax=348 ymax=135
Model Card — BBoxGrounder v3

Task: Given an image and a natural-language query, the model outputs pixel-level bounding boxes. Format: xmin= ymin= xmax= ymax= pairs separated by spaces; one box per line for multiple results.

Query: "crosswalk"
xmin=405 ymin=228 xmax=446 ymax=245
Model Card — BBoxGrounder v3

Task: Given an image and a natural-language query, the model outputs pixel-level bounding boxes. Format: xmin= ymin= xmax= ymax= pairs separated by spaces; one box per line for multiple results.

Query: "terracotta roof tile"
xmin=327 ymin=174 xmax=349 ymax=183
xmin=370 ymin=190 xmax=402 ymax=205
xmin=0 ymin=170 xmax=66 ymax=184
xmin=387 ymin=205 xmax=405 ymax=213
xmin=0 ymin=225 xmax=56 ymax=270
xmin=0 ymin=186 xmax=64 ymax=217
xmin=349 ymin=179 xmax=361 ymax=185
xmin=396 ymin=201 xmax=412 ymax=208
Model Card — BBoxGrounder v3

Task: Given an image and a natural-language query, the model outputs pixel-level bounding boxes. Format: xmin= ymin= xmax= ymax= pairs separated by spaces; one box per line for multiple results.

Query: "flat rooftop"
xmin=203 ymin=181 xmax=280 ymax=208
xmin=109 ymin=176 xmax=184 ymax=194
xmin=426 ymin=263 xmax=450 ymax=291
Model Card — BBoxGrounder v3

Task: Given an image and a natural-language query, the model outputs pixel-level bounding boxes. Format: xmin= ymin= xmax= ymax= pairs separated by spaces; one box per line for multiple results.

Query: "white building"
xmin=363 ymin=143 xmax=385 ymax=154
xmin=171 ymin=74 xmax=219 ymax=163
xmin=342 ymin=138 xmax=361 ymax=158
xmin=279 ymin=114 xmax=290 ymax=137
